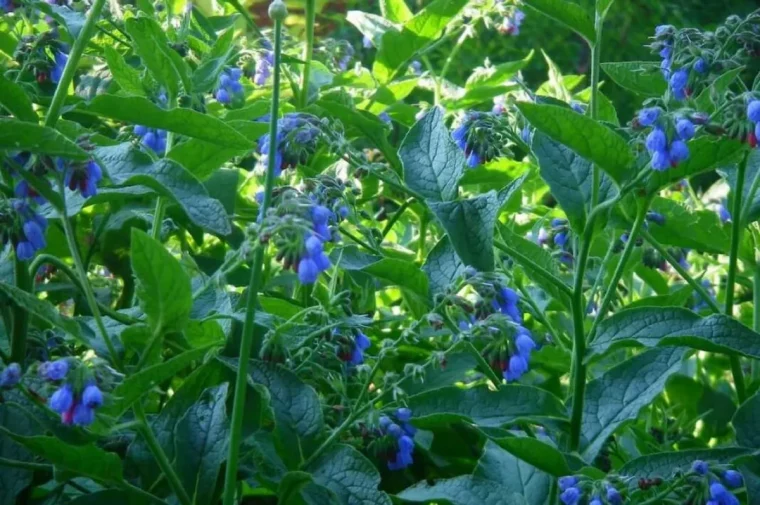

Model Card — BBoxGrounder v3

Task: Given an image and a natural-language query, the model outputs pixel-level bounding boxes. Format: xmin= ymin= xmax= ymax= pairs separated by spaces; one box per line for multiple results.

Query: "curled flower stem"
xmin=44 ymin=0 xmax=108 ymax=128
xmin=300 ymin=0 xmax=316 ymax=108
xmin=725 ymin=149 xmax=749 ymax=403
xmin=588 ymin=200 xmax=650 ymax=340
xmin=221 ymin=14 xmax=284 ymax=505
xmin=58 ymin=181 xmax=124 ymax=372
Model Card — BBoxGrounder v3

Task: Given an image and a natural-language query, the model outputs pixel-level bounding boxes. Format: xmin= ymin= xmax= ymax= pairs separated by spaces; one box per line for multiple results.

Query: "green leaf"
xmin=306 ymin=445 xmax=392 ymax=505
xmin=0 ymin=119 xmax=89 ymax=159
xmin=192 ymin=29 xmax=235 ymax=93
xmin=581 ymin=347 xmax=686 ymax=462
xmin=590 ymin=307 xmax=760 ymax=360
xmin=398 ymin=475 xmax=524 ymax=505
xmin=474 ymin=440 xmax=551 ymax=504
xmin=518 ymin=103 xmax=633 ymax=184
xmin=0 ymin=405 xmax=41 ymax=505
xmin=619 ymin=448 xmax=751 ymax=478
xmin=380 ymin=0 xmax=413 ymax=23
xmin=277 ymin=472 xmax=319 ymax=505
xmin=490 ymin=435 xmax=574 ymax=477
xmin=0 ymin=75 xmax=36 ymax=122
xmin=106 ymin=345 xmax=211 ymax=418
xmin=175 ymin=383 xmax=229 ymax=505
xmin=532 ymin=132 xmax=618 ymax=233
xmin=429 ymin=191 xmax=500 ymax=272
xmin=0 ymin=429 xmax=123 ymax=484
xmin=125 ymin=16 xmax=188 ymax=97
xmin=733 ymin=391 xmax=760 ymax=448
xmin=523 ymin=0 xmax=595 ymax=42
xmin=96 ymin=143 xmax=232 ymax=234
xmin=694 ymin=67 xmax=744 ymax=112
xmin=722 ymin=148 xmax=760 ymax=224
xmin=399 ymin=106 xmax=464 ymax=202
xmin=0 ymin=281 xmax=82 ymax=339
xmin=131 ymin=228 xmax=193 ymax=333
xmin=346 ymin=11 xmax=399 ymax=47
xmin=647 ymin=137 xmax=745 ymax=192
xmin=103 ymin=47 xmax=145 ymax=97
xmin=397 ymin=343 xmax=480 ymax=396
xmin=600 ymin=61 xmax=667 ymax=97
xmin=422 ymin=236 xmax=464 ymax=298
xmin=86 ymin=95 xmax=250 ymax=148
xmin=374 ymin=0 xmax=469 ymax=83
xmin=33 ymin=3 xmax=85 ymax=37
xmin=465 ymin=51 xmax=534 ymax=89
xmin=645 ymin=197 xmax=730 ymax=254
xmin=409 ymin=385 xmax=568 ymax=428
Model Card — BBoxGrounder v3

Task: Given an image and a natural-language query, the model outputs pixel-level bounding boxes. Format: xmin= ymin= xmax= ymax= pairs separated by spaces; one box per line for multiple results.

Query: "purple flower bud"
xmin=650 ymin=149 xmax=670 ymax=171
xmin=379 ymin=415 xmax=392 ymax=430
xmin=314 ymin=252 xmax=331 ymax=272
xmin=216 ymin=88 xmax=231 ymax=104
xmin=606 ymin=485 xmax=622 ymax=505
xmin=590 ymin=499 xmax=602 ymax=505
xmin=396 ymin=407 xmax=412 ymax=422
xmin=82 ymin=384 xmax=103 ymax=409
xmin=558 ymin=476 xmax=577 ymax=491
xmin=670 ymin=68 xmax=689 ymax=93
xmin=570 ymin=101 xmax=585 ymax=114
xmin=748 ymin=100 xmax=760 ymax=123
xmin=0 ymin=363 xmax=21 ymax=388
xmin=305 ymin=235 xmax=323 ymax=257
xmin=669 ymin=140 xmax=690 ymax=164
xmin=297 ymin=257 xmax=319 ymax=284
xmin=387 ymin=423 xmax=403 ymax=438
xmin=311 ymin=205 xmax=331 ymax=225
xmin=724 ymin=470 xmax=743 ymax=488
xmin=692 ymin=460 xmax=709 ymax=475
xmin=466 ymin=152 xmax=481 ymax=167
xmin=515 ymin=332 xmax=536 ymax=356
xmin=676 ymin=119 xmax=695 ymax=140
xmin=16 ymin=241 xmax=34 ymax=261
xmin=638 ymin=107 xmax=661 ymax=127
xmin=50 ymin=384 xmax=74 ymax=413
xmin=560 ymin=487 xmax=581 ymax=505
xmin=710 ymin=482 xmax=731 ymax=501
xmin=338 ymin=206 xmax=349 ymax=219
xmin=72 ymin=402 xmax=95 ymax=426
xmin=646 ymin=211 xmax=666 ymax=225
xmin=51 ymin=51 xmax=68 ymax=84
xmin=45 ymin=359 xmax=69 ymax=381
xmin=694 ymin=58 xmax=708 ymax=74
xmin=645 ymin=128 xmax=667 ymax=153
xmin=505 ymin=354 xmax=528 ymax=381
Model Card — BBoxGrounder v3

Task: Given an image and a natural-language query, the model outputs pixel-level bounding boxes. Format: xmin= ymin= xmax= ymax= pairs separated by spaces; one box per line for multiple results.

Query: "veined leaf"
xmin=523 ymin=0 xmax=595 ymax=42
xmin=0 ymin=119 xmax=89 ymax=159
xmin=601 ymin=61 xmax=667 ymax=97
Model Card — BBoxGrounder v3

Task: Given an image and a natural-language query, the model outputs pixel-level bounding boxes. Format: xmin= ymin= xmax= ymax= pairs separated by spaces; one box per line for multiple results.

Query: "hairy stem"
xmin=221 ymin=15 xmax=284 ymax=505
xmin=10 ymin=258 xmax=30 ymax=363
xmin=300 ymin=0 xmax=316 ymax=108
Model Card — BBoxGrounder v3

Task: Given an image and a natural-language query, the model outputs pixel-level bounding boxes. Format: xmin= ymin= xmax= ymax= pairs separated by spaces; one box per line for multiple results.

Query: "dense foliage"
xmin=3 ymin=0 xmax=760 ymax=504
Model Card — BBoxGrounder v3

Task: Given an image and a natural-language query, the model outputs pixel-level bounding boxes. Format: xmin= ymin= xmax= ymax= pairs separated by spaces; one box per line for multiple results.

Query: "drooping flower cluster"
xmin=336 ymin=330 xmax=371 ymax=365
xmin=688 ymin=460 xmax=743 ymax=505
xmin=747 ymin=99 xmax=760 ymax=147
xmin=378 ymin=408 xmax=417 ymax=471
xmin=449 ymin=272 xmax=537 ymax=383
xmin=497 ymin=9 xmax=525 ymax=36
xmin=637 ymin=107 xmax=694 ymax=170
xmin=559 ymin=475 xmax=624 ymax=505
xmin=451 ymin=111 xmax=513 ymax=167
xmin=254 ymin=50 xmax=273 ymax=85
xmin=257 ymin=113 xmax=324 ymax=176
xmin=215 ymin=67 xmax=244 ymax=104
xmin=0 ymin=363 xmax=21 ymax=388
xmin=54 ymin=158 xmax=104 ymax=197
xmin=1 ymin=198 xmax=49 ymax=261
xmin=134 ymin=125 xmax=168 ymax=155
xmin=41 ymin=359 xmax=104 ymax=427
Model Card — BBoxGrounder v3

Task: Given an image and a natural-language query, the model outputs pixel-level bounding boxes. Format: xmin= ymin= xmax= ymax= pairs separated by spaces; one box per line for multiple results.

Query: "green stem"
xmin=59 ymin=182 xmax=123 ymax=371
xmin=300 ymin=0 xmax=316 ymax=108
xmin=151 ymin=197 xmax=167 ymax=241
xmin=221 ymin=16 xmax=284 ymax=505
xmin=134 ymin=404 xmax=192 ymax=505
xmin=43 ymin=0 xmax=108 ymax=128
xmin=10 ymin=257 xmax=30 ymax=363
xmin=417 ymin=212 xmax=428 ymax=262
xmin=381 ymin=198 xmax=415 ymax=238
xmin=439 ymin=32 xmax=466 ymax=84
xmin=0 ymin=456 xmax=50 ymax=471
xmin=752 ymin=262 xmax=760 ymax=383
xmin=568 ymin=220 xmax=595 ymax=451
xmin=589 ymin=17 xmax=602 ymax=208
xmin=589 ymin=201 xmax=649 ymax=340
xmin=725 ymin=150 xmax=749 ymax=403
xmin=641 ymin=230 xmax=721 ymax=313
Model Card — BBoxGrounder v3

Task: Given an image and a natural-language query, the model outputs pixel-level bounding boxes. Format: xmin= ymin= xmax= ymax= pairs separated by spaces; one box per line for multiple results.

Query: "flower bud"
xmin=268 ymin=0 xmax=287 ymax=21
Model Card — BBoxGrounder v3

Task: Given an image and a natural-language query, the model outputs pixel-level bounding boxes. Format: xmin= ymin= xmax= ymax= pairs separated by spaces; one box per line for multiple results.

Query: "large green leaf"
xmin=532 ymin=132 xmax=618 ymax=233
xmin=0 ymin=281 xmax=82 ymax=339
xmin=86 ymin=95 xmax=250 ymax=148
xmin=399 ymin=106 xmax=464 ymax=202
xmin=733 ymin=391 xmax=760 ymax=449
xmin=306 ymin=444 xmax=392 ymax=505
xmin=722 ymin=147 xmax=760 ymax=224
xmin=96 ymin=143 xmax=232 ymax=235
xmin=591 ymin=307 xmax=760 ymax=359
xmin=346 ymin=11 xmax=399 ymax=47
xmin=0 ymin=405 xmax=41 ymax=504
xmin=125 ymin=16 xmax=189 ymax=97
xmin=429 ymin=191 xmax=500 ymax=272
xmin=131 ymin=228 xmax=193 ymax=333
xmin=600 ymin=61 xmax=667 ymax=97
xmin=581 ymin=347 xmax=686 ymax=462
xmin=192 ymin=29 xmax=235 ymax=93
xmin=490 ymin=434 xmax=575 ymax=477
xmin=0 ymin=119 xmax=89 ymax=159
xmin=645 ymin=197 xmax=729 ymax=254
xmin=465 ymin=52 xmax=534 ymax=89
xmin=175 ymin=383 xmax=229 ymax=505
xmin=0 ymin=76 xmax=36 ymax=122
xmin=522 ymin=0 xmax=595 ymax=42
xmin=518 ymin=103 xmax=633 ymax=184
xmin=398 ymin=475 xmax=524 ymax=505
xmin=422 ymin=236 xmax=464 ymax=298
xmin=106 ymin=345 xmax=211 ymax=418
xmin=380 ymin=0 xmax=413 ymax=22
xmin=374 ymin=0 xmax=469 ymax=83
xmin=103 ymin=46 xmax=145 ymax=97
xmin=647 ymin=137 xmax=744 ymax=192
xmin=474 ymin=440 xmax=551 ymax=504
xmin=619 ymin=448 xmax=751 ymax=478
xmin=0 ymin=429 xmax=124 ymax=485
xmin=409 ymin=385 xmax=567 ymax=428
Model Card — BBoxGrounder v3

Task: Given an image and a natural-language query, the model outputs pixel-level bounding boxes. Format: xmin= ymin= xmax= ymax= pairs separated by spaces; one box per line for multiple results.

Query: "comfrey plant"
xmin=4 ymin=0 xmax=760 ymax=504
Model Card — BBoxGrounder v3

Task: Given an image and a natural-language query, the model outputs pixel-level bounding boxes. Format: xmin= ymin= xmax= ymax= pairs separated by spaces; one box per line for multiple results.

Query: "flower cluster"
xmin=1 ymin=199 xmax=48 ymax=261
xmin=559 ymin=475 xmax=624 ymax=505
xmin=134 ymin=126 xmax=168 ymax=155
xmin=254 ymin=50 xmax=273 ymax=86
xmin=60 ymin=159 xmax=104 ymax=197
xmin=451 ymin=111 xmax=512 ymax=167
xmin=50 ymin=50 xmax=68 ymax=84
xmin=336 ymin=330 xmax=371 ymax=365
xmin=747 ymin=99 xmax=760 ymax=147
xmin=378 ymin=408 xmax=416 ymax=471
xmin=450 ymin=272 xmax=537 ymax=382
xmin=689 ymin=460 xmax=743 ymax=505
xmin=638 ymin=107 xmax=694 ymax=170
xmin=498 ymin=9 xmax=525 ymax=36
xmin=41 ymin=359 xmax=104 ymax=427
xmin=257 ymin=113 xmax=324 ymax=176
xmin=0 ymin=363 xmax=21 ymax=388
xmin=215 ymin=67 xmax=244 ymax=104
